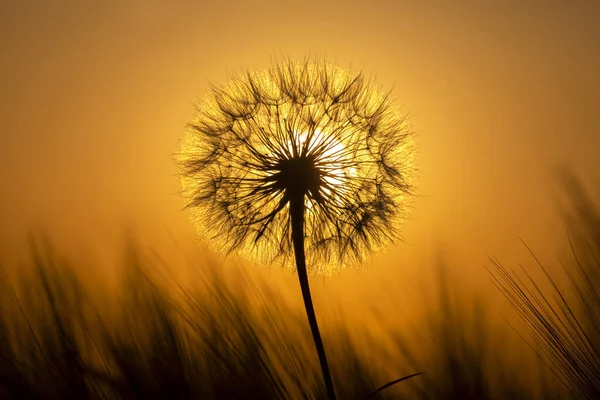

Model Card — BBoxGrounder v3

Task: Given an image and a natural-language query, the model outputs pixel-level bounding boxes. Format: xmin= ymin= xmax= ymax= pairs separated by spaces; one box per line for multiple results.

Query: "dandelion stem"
xmin=290 ymin=193 xmax=337 ymax=400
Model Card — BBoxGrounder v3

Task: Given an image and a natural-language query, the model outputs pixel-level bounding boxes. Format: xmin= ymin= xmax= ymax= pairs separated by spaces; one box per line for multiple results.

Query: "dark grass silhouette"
xmin=0 ymin=236 xmax=412 ymax=400
xmin=385 ymin=258 xmax=556 ymax=400
xmin=490 ymin=169 xmax=600 ymax=400
xmin=4 ymin=167 xmax=598 ymax=399
xmin=0 ymin=235 xmax=560 ymax=400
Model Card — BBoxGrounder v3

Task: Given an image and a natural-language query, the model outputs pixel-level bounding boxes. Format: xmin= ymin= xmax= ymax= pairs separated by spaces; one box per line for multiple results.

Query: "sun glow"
xmin=280 ymin=129 xmax=357 ymax=210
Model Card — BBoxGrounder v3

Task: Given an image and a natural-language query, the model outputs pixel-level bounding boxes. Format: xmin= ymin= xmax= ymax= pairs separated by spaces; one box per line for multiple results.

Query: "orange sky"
xmin=1 ymin=1 xmax=599 ymax=314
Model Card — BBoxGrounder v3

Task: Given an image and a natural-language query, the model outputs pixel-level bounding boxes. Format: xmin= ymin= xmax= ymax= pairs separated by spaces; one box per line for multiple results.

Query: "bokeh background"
xmin=2 ymin=1 xmax=599 ymax=379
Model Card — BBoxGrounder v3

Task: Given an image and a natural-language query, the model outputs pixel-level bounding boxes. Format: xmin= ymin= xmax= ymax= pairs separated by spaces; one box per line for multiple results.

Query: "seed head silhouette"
xmin=178 ymin=58 xmax=416 ymax=399
xmin=180 ymin=59 xmax=415 ymax=272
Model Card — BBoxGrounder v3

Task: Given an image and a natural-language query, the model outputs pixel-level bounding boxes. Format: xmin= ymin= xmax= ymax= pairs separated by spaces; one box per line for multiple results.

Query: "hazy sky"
xmin=1 ymin=1 xmax=599 ymax=308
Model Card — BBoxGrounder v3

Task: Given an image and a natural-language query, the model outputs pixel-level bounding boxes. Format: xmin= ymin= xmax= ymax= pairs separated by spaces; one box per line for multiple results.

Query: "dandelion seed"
xmin=178 ymin=57 xmax=417 ymax=400
xmin=179 ymin=58 xmax=416 ymax=274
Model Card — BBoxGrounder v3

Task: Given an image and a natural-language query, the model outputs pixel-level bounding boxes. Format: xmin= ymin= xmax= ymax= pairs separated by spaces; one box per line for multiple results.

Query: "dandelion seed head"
xmin=178 ymin=58 xmax=416 ymax=274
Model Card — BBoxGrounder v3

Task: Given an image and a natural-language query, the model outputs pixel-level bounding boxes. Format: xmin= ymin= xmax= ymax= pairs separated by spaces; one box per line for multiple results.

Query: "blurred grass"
xmin=490 ymin=169 xmax=600 ymax=400
xmin=0 ymin=169 xmax=597 ymax=399
xmin=0 ymin=238 xmax=548 ymax=400
xmin=0 ymin=236 xmax=395 ymax=399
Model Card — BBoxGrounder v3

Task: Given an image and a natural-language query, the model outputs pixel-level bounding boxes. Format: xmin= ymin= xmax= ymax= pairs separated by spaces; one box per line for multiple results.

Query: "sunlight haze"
xmin=1 ymin=0 xmax=599 ymax=329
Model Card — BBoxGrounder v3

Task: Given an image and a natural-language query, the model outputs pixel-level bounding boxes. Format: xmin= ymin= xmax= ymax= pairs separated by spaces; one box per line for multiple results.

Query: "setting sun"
xmin=294 ymin=129 xmax=354 ymax=209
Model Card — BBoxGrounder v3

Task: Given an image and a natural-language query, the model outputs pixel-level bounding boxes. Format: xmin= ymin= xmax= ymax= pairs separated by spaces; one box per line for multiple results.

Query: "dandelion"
xmin=178 ymin=57 xmax=416 ymax=399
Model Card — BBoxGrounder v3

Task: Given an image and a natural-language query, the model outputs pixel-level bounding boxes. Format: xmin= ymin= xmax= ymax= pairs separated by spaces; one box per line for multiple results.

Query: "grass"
xmin=0 ymin=237 xmax=548 ymax=400
xmin=0 ymin=236 xmax=398 ymax=399
xmin=490 ymin=169 xmax=600 ymax=399
xmin=0 ymin=170 xmax=597 ymax=399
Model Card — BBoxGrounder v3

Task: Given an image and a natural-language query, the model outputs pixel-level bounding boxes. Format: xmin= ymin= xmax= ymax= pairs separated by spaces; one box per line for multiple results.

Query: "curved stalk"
xmin=290 ymin=194 xmax=336 ymax=400
xmin=364 ymin=372 xmax=423 ymax=399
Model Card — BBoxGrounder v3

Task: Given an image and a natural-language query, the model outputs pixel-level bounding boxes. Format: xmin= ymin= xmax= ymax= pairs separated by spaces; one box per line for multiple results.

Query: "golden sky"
xmin=1 ymin=1 xmax=599 ymax=310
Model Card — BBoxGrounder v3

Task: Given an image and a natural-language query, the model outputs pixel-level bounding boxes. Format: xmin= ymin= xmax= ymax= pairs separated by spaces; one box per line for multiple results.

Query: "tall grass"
xmin=0 ymin=239 xmax=553 ymax=399
xmin=490 ymin=169 xmax=600 ymax=399
xmin=5 ymin=192 xmax=598 ymax=399
xmin=0 ymin=236 xmax=403 ymax=399
xmin=385 ymin=257 xmax=553 ymax=400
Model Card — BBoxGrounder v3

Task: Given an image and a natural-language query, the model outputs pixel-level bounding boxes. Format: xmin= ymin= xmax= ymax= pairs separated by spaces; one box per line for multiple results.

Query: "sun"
xmin=281 ymin=129 xmax=357 ymax=210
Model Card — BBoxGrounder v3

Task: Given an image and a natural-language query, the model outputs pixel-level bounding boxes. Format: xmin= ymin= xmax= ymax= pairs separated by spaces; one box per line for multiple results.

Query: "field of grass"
xmin=0 ymin=171 xmax=597 ymax=399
